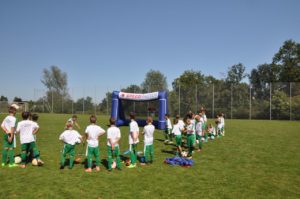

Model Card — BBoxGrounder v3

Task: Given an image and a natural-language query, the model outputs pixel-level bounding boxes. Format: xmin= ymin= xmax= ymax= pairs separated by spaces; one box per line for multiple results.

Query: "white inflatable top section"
xmin=118 ymin=91 xmax=159 ymax=101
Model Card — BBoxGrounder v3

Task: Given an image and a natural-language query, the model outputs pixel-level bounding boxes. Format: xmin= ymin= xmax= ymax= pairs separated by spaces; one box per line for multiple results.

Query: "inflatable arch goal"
xmin=111 ymin=91 xmax=168 ymax=130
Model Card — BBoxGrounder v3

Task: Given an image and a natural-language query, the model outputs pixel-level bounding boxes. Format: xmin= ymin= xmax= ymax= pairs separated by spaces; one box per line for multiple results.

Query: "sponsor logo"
xmin=119 ymin=92 xmax=159 ymax=101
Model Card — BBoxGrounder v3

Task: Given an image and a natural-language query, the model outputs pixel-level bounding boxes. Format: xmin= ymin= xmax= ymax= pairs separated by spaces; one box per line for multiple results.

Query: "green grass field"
xmin=0 ymin=113 xmax=299 ymax=199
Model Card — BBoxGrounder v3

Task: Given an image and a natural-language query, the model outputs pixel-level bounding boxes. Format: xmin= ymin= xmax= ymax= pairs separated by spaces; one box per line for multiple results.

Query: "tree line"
xmin=1 ymin=40 xmax=299 ymax=119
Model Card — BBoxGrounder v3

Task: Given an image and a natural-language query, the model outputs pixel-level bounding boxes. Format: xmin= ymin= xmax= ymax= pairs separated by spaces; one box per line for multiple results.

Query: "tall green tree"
xmin=272 ymin=39 xmax=300 ymax=82
xmin=0 ymin=95 xmax=8 ymax=101
xmin=171 ymin=70 xmax=205 ymax=115
xmin=226 ymin=63 xmax=247 ymax=85
xmin=141 ymin=70 xmax=168 ymax=92
xmin=41 ymin=66 xmax=70 ymax=113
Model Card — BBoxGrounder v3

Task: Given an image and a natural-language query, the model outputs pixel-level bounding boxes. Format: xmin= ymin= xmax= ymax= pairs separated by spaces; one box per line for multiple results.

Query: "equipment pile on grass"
xmin=164 ymin=157 xmax=194 ymax=167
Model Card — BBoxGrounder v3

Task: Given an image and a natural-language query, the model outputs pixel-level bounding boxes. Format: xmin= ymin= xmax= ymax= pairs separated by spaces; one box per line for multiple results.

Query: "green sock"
xmin=8 ymin=149 xmax=14 ymax=165
xmin=60 ymin=153 xmax=66 ymax=166
xmin=21 ymin=152 xmax=27 ymax=164
xmin=2 ymin=149 xmax=8 ymax=164
xmin=199 ymin=140 xmax=203 ymax=149
xmin=130 ymin=144 xmax=137 ymax=164
xmin=69 ymin=155 xmax=74 ymax=168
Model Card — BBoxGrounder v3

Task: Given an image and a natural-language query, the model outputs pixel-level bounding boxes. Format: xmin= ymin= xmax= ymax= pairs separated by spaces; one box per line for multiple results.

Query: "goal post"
xmin=111 ymin=91 xmax=168 ymax=130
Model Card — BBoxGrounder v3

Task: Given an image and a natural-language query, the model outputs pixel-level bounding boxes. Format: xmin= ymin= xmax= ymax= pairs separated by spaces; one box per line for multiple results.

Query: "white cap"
xmin=10 ymin=104 xmax=19 ymax=110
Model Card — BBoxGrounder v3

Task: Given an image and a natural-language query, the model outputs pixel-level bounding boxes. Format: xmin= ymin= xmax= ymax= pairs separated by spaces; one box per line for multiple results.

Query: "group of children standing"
xmin=1 ymin=104 xmax=225 ymax=172
xmin=1 ymin=104 xmax=43 ymax=168
xmin=165 ymin=108 xmax=225 ymax=159
xmin=59 ymin=112 xmax=155 ymax=172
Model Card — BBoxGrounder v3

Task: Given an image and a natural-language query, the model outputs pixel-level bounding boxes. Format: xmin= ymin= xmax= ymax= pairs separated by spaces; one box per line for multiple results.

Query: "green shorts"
xmin=175 ymin=135 xmax=182 ymax=147
xmin=187 ymin=134 xmax=195 ymax=148
xmin=165 ymin=128 xmax=171 ymax=134
xmin=3 ymin=134 xmax=14 ymax=148
xmin=196 ymin=134 xmax=202 ymax=141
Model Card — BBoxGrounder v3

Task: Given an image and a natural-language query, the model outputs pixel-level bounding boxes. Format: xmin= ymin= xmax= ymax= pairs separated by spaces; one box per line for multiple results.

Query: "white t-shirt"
xmin=31 ymin=121 xmax=40 ymax=141
xmin=143 ymin=124 xmax=155 ymax=145
xmin=208 ymin=127 xmax=216 ymax=135
xmin=85 ymin=124 xmax=105 ymax=147
xmin=129 ymin=120 xmax=139 ymax=144
xmin=59 ymin=129 xmax=82 ymax=145
xmin=178 ymin=119 xmax=185 ymax=130
xmin=186 ymin=123 xmax=195 ymax=135
xmin=172 ymin=123 xmax=182 ymax=136
xmin=166 ymin=118 xmax=172 ymax=129
xmin=217 ymin=117 xmax=223 ymax=129
xmin=16 ymin=120 xmax=39 ymax=144
xmin=202 ymin=114 xmax=207 ymax=123
xmin=195 ymin=121 xmax=203 ymax=135
xmin=1 ymin=115 xmax=16 ymax=134
xmin=220 ymin=117 xmax=225 ymax=128
xmin=107 ymin=126 xmax=121 ymax=147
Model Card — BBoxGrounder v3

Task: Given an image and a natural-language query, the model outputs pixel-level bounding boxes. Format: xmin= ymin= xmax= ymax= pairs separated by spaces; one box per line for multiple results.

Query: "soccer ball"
xmin=74 ymin=157 xmax=81 ymax=164
xmin=112 ymin=161 xmax=116 ymax=169
xmin=32 ymin=158 xmax=38 ymax=166
xmin=201 ymin=137 xmax=205 ymax=142
xmin=38 ymin=159 xmax=44 ymax=166
xmin=181 ymin=151 xmax=188 ymax=157
xmin=196 ymin=140 xmax=199 ymax=144
xmin=14 ymin=156 xmax=21 ymax=164
xmin=125 ymin=159 xmax=131 ymax=166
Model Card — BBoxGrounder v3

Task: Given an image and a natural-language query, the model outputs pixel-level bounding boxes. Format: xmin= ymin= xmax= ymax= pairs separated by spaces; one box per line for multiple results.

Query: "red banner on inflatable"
xmin=118 ymin=92 xmax=159 ymax=101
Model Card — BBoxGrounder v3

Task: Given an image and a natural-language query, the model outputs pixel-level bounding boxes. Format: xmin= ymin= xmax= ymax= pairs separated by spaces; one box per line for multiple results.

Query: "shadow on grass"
xmin=161 ymin=149 xmax=176 ymax=155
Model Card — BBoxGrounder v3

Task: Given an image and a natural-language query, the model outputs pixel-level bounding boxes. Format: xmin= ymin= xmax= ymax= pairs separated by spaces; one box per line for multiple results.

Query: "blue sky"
xmin=0 ymin=0 xmax=300 ymax=102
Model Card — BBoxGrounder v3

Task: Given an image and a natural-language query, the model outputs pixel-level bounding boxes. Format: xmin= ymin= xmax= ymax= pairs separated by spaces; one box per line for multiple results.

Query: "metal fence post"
xmin=231 ymin=84 xmax=233 ymax=119
xmin=51 ymin=89 xmax=54 ymax=113
xmin=290 ymin=82 xmax=292 ymax=120
xmin=196 ymin=84 xmax=198 ymax=113
xmin=106 ymin=89 xmax=109 ymax=116
xmin=270 ymin=82 xmax=272 ymax=120
xmin=249 ymin=84 xmax=252 ymax=120
xmin=212 ymin=83 xmax=215 ymax=118
xmin=83 ymin=88 xmax=85 ymax=115
xmin=179 ymin=82 xmax=181 ymax=116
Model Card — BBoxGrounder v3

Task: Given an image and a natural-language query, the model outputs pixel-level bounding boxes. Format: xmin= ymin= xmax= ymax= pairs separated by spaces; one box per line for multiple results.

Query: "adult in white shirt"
xmin=84 ymin=115 xmax=105 ymax=172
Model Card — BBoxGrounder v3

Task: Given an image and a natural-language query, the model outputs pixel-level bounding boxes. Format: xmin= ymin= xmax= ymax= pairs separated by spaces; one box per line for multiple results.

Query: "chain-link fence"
xmin=1 ymin=82 xmax=299 ymax=120
xmin=168 ymin=82 xmax=300 ymax=120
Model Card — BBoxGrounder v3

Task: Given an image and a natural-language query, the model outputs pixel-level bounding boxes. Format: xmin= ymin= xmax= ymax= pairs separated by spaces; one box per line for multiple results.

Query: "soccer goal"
xmin=111 ymin=91 xmax=168 ymax=130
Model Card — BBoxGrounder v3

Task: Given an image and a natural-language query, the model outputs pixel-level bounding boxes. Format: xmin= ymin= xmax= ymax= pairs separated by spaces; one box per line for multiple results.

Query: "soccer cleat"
xmin=164 ymin=140 xmax=169 ymax=144
xmin=38 ymin=159 xmax=44 ymax=166
xmin=94 ymin=166 xmax=100 ymax=172
xmin=85 ymin=168 xmax=92 ymax=173
xmin=59 ymin=165 xmax=64 ymax=170
xmin=9 ymin=163 xmax=19 ymax=168
xmin=187 ymin=156 xmax=193 ymax=160
xmin=127 ymin=164 xmax=136 ymax=168
xmin=19 ymin=164 xmax=26 ymax=168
